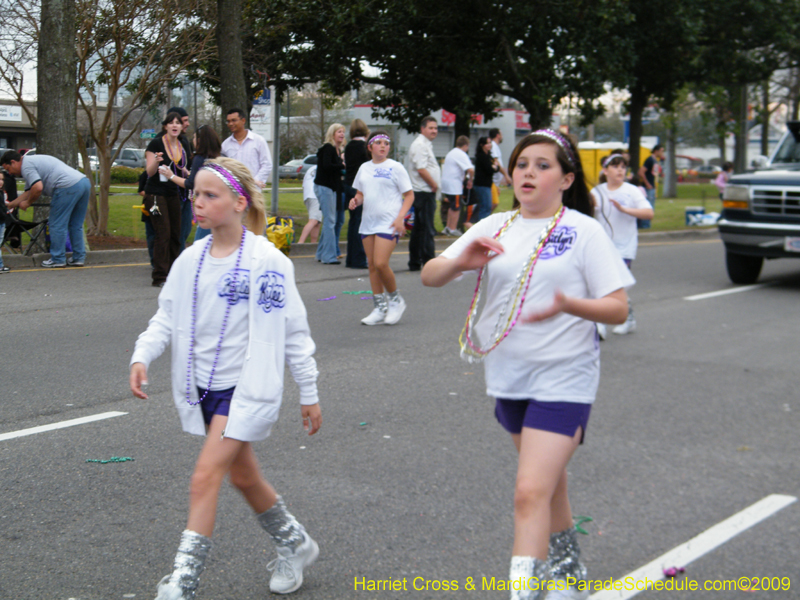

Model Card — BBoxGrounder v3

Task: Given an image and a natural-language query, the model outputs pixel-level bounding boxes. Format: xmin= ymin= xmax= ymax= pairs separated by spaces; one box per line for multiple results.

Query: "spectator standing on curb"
xmin=222 ymin=108 xmax=273 ymax=188
xmin=166 ymin=106 xmax=196 ymax=249
xmin=0 ymin=171 xmax=9 ymax=273
xmin=440 ymin=136 xmax=474 ymax=236
xmin=2 ymin=150 xmax=91 ymax=268
xmin=714 ymin=162 xmax=734 ymax=199
xmin=637 ymin=144 xmax=664 ymax=229
xmin=297 ymin=166 xmax=321 ymax=245
xmin=490 ymin=128 xmax=513 ymax=189
xmin=406 ymin=116 xmax=440 ymax=271
xmin=473 ymin=136 xmax=499 ymax=224
xmin=343 ymin=119 xmax=370 ymax=269
xmin=314 ymin=123 xmax=346 ymax=265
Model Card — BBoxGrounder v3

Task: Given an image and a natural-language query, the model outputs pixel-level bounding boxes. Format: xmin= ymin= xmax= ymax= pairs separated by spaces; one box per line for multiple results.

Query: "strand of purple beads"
xmin=186 ymin=225 xmax=247 ymax=406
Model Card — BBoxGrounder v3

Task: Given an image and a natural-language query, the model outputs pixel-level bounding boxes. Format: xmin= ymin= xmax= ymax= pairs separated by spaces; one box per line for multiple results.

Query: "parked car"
xmin=718 ymin=121 xmax=800 ymax=283
xmin=113 ymin=148 xmax=146 ymax=169
xmin=279 ymin=154 xmax=317 ymax=179
xmin=696 ymin=164 xmax=722 ymax=176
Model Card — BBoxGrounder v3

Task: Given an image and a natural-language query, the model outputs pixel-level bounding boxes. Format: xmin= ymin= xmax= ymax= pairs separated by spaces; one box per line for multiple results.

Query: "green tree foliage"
xmin=194 ymin=0 xmax=631 ymax=137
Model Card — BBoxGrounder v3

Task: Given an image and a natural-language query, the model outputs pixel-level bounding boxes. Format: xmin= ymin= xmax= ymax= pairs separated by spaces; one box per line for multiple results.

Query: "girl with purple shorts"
xmin=129 ymin=157 xmax=322 ymax=599
xmin=349 ymin=131 xmax=415 ymax=326
xmin=422 ymin=132 xmax=634 ymax=600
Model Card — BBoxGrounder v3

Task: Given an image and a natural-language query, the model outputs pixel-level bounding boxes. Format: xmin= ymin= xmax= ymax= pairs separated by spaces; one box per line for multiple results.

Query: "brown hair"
xmin=507 ymin=133 xmax=593 ymax=217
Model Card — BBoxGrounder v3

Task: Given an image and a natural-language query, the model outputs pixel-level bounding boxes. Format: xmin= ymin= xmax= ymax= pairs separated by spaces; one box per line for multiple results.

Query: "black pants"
xmin=408 ymin=191 xmax=436 ymax=269
xmin=345 ymin=185 xmax=368 ymax=268
xmin=145 ymin=194 xmax=181 ymax=285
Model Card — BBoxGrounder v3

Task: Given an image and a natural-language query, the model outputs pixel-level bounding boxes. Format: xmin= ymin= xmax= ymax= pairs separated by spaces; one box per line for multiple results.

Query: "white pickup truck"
xmin=718 ymin=121 xmax=800 ymax=283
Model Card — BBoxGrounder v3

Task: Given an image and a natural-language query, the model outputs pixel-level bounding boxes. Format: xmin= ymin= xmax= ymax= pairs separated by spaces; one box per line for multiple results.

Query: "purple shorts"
xmin=361 ymin=232 xmax=399 ymax=242
xmin=198 ymin=386 xmax=234 ymax=425
xmin=495 ymin=398 xmax=591 ymax=444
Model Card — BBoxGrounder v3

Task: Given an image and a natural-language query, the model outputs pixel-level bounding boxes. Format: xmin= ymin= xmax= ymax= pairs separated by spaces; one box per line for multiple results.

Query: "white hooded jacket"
xmin=131 ymin=231 xmax=319 ymax=441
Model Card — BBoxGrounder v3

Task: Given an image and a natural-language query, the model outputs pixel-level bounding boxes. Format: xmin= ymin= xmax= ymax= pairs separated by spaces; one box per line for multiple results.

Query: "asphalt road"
xmin=1 ymin=233 xmax=798 ymax=600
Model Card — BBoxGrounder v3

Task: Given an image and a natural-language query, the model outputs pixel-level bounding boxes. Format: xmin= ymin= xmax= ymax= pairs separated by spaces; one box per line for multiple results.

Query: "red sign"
xmin=441 ymin=110 xmax=485 ymax=126
xmin=515 ymin=111 xmax=531 ymax=130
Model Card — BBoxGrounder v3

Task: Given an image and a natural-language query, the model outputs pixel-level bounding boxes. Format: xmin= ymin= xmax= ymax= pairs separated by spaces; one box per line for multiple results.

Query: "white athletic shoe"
xmin=361 ymin=306 xmax=387 ymax=325
xmin=384 ymin=295 xmax=407 ymax=325
xmin=154 ymin=576 xmax=186 ymax=600
xmin=267 ymin=533 xmax=319 ymax=594
xmin=443 ymin=227 xmax=462 ymax=237
xmin=612 ymin=316 xmax=636 ymax=335
xmin=596 ymin=323 xmax=607 ymax=340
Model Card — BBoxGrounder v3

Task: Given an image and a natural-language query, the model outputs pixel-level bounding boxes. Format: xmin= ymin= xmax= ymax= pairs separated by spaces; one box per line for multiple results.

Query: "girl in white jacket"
xmin=130 ymin=157 xmax=322 ymax=599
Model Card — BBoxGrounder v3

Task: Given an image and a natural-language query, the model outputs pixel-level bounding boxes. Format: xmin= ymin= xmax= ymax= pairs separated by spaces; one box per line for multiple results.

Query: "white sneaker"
xmin=384 ymin=295 xmax=407 ymax=325
xmin=596 ymin=323 xmax=606 ymax=340
xmin=361 ymin=306 xmax=387 ymax=325
xmin=267 ymin=533 xmax=319 ymax=594
xmin=612 ymin=317 xmax=636 ymax=335
xmin=154 ymin=575 xmax=185 ymax=600
xmin=443 ymin=227 xmax=462 ymax=237
xmin=547 ymin=578 xmax=589 ymax=600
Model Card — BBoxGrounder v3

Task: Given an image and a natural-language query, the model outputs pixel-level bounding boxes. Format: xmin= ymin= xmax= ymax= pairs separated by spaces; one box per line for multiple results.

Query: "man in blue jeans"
xmin=2 ymin=150 xmax=91 ymax=267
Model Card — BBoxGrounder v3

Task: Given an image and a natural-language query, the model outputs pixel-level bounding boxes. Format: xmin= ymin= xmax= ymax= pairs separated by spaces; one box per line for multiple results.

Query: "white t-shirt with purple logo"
xmin=353 ymin=159 xmax=413 ymax=236
xmin=591 ymin=182 xmax=651 ymax=260
xmin=193 ymin=247 xmax=250 ymax=390
xmin=441 ymin=208 xmax=634 ymax=404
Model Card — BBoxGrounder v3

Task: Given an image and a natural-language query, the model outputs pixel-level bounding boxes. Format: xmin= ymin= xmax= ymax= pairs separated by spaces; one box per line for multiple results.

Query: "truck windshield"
xmin=772 ymin=125 xmax=800 ymax=164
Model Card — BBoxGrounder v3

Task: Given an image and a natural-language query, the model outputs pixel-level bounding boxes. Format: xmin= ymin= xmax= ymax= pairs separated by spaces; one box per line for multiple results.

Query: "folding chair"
xmin=2 ymin=205 xmax=49 ymax=256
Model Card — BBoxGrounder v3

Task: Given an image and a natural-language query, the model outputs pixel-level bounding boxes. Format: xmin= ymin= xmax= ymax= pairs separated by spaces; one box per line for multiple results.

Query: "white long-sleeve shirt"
xmin=222 ymin=130 xmax=272 ymax=183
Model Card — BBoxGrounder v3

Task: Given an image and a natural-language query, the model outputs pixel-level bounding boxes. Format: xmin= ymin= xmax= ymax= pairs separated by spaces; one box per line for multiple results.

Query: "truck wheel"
xmin=726 ymin=252 xmax=764 ymax=284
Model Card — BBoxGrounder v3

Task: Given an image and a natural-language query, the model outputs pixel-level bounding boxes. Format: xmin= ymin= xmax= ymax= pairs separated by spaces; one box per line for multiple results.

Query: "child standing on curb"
xmin=591 ymin=153 xmax=654 ymax=337
xmin=349 ymin=131 xmax=415 ymax=325
xmin=129 ymin=157 xmax=322 ymax=599
xmin=422 ymin=131 xmax=633 ymax=600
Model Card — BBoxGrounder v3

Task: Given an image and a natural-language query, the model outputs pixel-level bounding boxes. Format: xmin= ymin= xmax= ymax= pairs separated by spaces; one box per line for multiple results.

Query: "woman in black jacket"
xmin=314 ymin=123 xmax=346 ymax=264
xmin=473 ymin=136 xmax=498 ymax=224
xmin=343 ymin=119 xmax=370 ymax=269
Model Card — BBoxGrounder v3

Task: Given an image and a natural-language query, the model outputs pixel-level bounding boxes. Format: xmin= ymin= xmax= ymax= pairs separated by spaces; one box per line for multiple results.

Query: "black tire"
xmin=725 ymin=251 xmax=764 ymax=284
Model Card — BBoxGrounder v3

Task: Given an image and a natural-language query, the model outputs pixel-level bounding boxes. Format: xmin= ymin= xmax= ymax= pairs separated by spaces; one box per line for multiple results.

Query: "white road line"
xmin=589 ymin=494 xmax=797 ymax=600
xmin=0 ymin=411 xmax=128 ymax=442
xmin=684 ymin=283 xmax=768 ymax=301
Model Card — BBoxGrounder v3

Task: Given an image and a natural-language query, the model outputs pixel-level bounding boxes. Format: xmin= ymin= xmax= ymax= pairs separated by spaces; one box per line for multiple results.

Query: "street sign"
xmin=140 ymin=129 xmax=157 ymax=139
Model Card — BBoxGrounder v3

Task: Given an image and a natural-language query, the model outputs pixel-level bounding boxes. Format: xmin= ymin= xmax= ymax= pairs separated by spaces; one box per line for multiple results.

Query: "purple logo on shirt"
xmin=539 ymin=226 xmax=577 ymax=259
xmin=217 ymin=268 xmax=250 ymax=304
xmin=373 ymin=167 xmax=393 ymax=179
xmin=256 ymin=270 xmax=286 ymax=313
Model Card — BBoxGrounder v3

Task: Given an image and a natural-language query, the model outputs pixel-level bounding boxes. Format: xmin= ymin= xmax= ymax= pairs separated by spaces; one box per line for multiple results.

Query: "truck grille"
xmin=751 ymin=189 xmax=800 ymax=217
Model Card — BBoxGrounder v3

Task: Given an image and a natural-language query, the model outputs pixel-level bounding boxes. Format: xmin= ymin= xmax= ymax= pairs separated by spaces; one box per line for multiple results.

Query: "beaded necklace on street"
xmin=459 ymin=206 xmax=565 ymax=363
xmin=186 ymin=225 xmax=247 ymax=405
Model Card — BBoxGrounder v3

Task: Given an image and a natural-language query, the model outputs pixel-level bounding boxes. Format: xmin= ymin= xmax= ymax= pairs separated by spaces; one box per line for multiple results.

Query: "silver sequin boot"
xmin=361 ymin=293 xmax=388 ymax=325
xmin=547 ymin=527 xmax=589 ymax=600
xmin=155 ymin=529 xmax=212 ymax=600
xmin=509 ymin=556 xmax=550 ymax=600
xmin=257 ymin=496 xmax=319 ymax=594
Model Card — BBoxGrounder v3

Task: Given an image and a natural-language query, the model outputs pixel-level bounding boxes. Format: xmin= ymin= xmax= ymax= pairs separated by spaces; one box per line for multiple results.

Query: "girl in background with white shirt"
xmin=422 ymin=131 xmax=632 ymax=600
xmin=591 ymin=154 xmax=654 ymax=337
xmin=349 ymin=131 xmax=415 ymax=325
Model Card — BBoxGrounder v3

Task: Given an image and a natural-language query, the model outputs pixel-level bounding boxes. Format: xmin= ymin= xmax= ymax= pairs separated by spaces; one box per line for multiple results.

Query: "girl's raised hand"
xmin=522 ymin=289 xmax=568 ymax=323
xmin=130 ymin=362 xmax=149 ymax=399
xmin=455 ymin=237 xmax=505 ymax=272
xmin=302 ymin=403 xmax=322 ymax=435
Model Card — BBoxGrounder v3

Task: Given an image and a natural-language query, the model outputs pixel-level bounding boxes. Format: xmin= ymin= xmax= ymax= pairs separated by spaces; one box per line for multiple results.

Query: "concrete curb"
xmin=2 ymin=227 xmax=720 ymax=269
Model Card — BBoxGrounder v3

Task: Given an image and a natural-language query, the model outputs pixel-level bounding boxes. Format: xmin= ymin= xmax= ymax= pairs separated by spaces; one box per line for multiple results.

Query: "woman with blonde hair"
xmin=314 ymin=123 xmax=346 ymax=264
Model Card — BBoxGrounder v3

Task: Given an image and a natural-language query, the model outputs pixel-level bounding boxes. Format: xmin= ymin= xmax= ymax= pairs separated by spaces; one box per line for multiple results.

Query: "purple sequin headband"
xmin=602 ymin=153 xmax=624 ymax=168
xmin=368 ymin=134 xmax=391 ymax=145
xmin=202 ymin=163 xmax=252 ymax=205
xmin=531 ymin=129 xmax=576 ymax=166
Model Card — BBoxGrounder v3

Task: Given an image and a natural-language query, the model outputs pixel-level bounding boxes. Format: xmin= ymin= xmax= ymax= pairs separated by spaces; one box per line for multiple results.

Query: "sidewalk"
xmin=1 ymin=227 xmax=720 ymax=269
